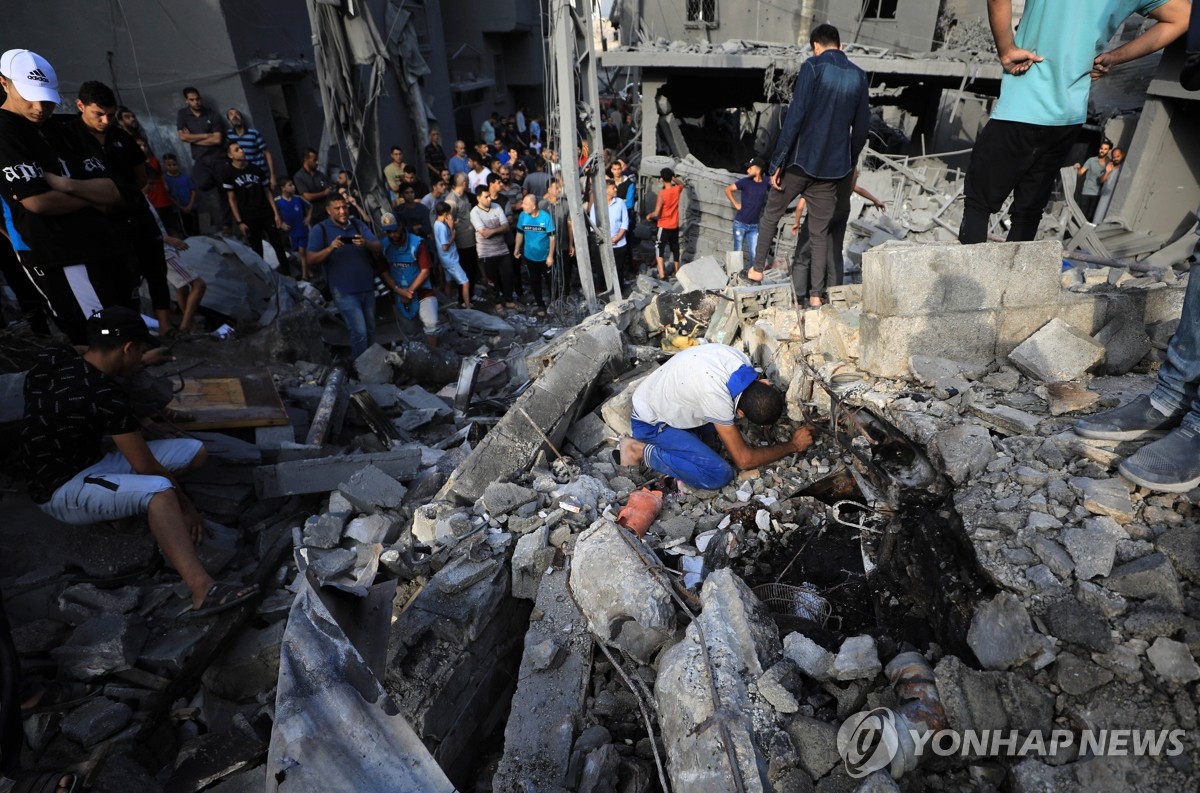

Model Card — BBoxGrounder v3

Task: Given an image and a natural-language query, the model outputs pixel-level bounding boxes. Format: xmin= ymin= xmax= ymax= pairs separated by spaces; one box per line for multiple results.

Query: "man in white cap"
xmin=0 ymin=49 xmax=135 ymax=344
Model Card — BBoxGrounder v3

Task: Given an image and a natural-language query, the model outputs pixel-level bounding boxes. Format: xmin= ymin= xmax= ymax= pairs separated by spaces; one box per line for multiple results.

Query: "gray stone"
xmin=255 ymin=447 xmax=422 ymax=498
xmin=852 ymin=771 xmax=901 ymax=793
xmin=1009 ymin=318 xmax=1105 ymax=382
xmin=1123 ymin=600 xmax=1184 ymax=639
xmin=302 ymin=512 xmax=348 ymax=549
xmin=566 ymin=412 xmax=615 ymax=455
xmin=446 ymin=307 xmax=517 ymax=337
xmin=1093 ymin=314 xmax=1152 ymax=376
xmin=338 ymin=464 xmax=407 ymax=512
xmin=757 ymin=664 xmax=799 ymax=714
xmin=202 ymin=620 xmax=287 ymax=701
xmin=553 ymin=476 xmax=614 ymax=522
xmin=831 ymin=635 xmax=881 ymax=681
xmin=395 ymin=385 xmax=453 ymax=418
xmin=787 ymin=715 xmax=840 ymax=780
xmin=1061 ymin=516 xmax=1125 ymax=580
xmin=481 ymin=481 xmax=538 ymax=516
xmin=1157 ymin=528 xmax=1200 ymax=584
xmin=931 ymin=424 xmax=995 ymax=484
xmin=1054 ymin=651 xmax=1113 ymax=696
xmin=968 ymin=403 xmax=1042 ymax=436
xmin=308 ymin=548 xmax=357 ymax=580
xmin=658 ymin=515 xmax=696 ymax=541
xmin=1043 ymin=597 xmax=1112 ymax=653
xmin=1101 ymin=552 xmax=1184 ymax=609
xmin=600 ymin=373 xmax=654 ymax=438
xmin=51 ymin=616 xmax=146 ymax=681
xmin=966 ymin=591 xmax=1047 ymax=670
xmin=344 ymin=513 xmax=401 ymax=545
xmin=935 ymin=655 xmax=1055 ymax=743
xmin=1027 ymin=535 xmax=1075 ymax=579
xmin=512 ymin=526 xmax=554 ymax=601
xmin=1025 ymin=564 xmax=1062 ymax=591
xmin=1010 ymin=758 xmax=1074 ymax=793
xmin=353 ymin=343 xmax=394 ymax=384
xmin=411 ymin=502 xmax=462 ymax=545
xmin=527 ymin=639 xmax=564 ymax=672
xmin=437 ymin=554 xmax=503 ymax=594
xmin=572 ymin=520 xmax=674 ymax=662
xmin=1147 ymin=637 xmax=1200 ymax=685
xmin=57 ymin=584 xmax=140 ymax=624
xmin=783 ymin=632 xmax=834 ymax=681
xmin=61 ymin=697 xmax=132 ymax=747
xmin=1069 ymin=477 xmax=1135 ymax=524
xmin=676 ymin=255 xmax=729 ymax=291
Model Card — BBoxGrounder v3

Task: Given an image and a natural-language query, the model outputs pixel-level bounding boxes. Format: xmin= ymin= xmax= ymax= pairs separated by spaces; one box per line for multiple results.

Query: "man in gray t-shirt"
xmin=1073 ymin=139 xmax=1111 ymax=220
xmin=619 ymin=344 xmax=813 ymax=490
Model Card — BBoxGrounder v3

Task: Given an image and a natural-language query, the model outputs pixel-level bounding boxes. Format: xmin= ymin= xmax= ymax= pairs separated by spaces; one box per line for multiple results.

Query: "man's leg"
xmin=655 ymin=228 xmax=667 ymax=278
xmin=331 ymin=289 xmax=369 ymax=358
xmin=1007 ymin=124 xmax=1078 ymax=241
xmin=131 ymin=234 xmax=173 ymax=333
xmin=825 ymin=211 xmax=851 ymax=291
xmin=630 ymin=419 xmax=735 ymax=490
xmin=752 ymin=170 xmax=807 ymax=274
xmin=358 ymin=291 xmax=378 ymax=350
xmin=732 ymin=220 xmax=747 ymax=253
xmin=960 ymin=120 xmax=1028 ymax=244
xmin=418 ymin=295 xmax=440 ymax=347
xmin=792 ymin=218 xmax=812 ymax=299
xmin=802 ymin=178 xmax=839 ymax=300
xmin=1078 ymin=194 xmax=1099 ymax=221
xmin=744 ymin=224 xmax=758 ymax=266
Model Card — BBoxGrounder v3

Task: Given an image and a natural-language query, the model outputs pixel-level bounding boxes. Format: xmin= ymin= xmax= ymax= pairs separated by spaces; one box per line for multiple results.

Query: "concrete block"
xmin=1143 ymin=284 xmax=1185 ymax=325
xmin=968 ymin=403 xmax=1042 ymax=436
xmin=337 ymin=464 xmax=407 ymax=512
xmin=725 ymin=250 xmax=743 ymax=276
xmin=862 ymin=240 xmax=1062 ymax=317
xmin=676 ymin=255 xmax=728 ymax=291
xmin=1093 ymin=315 xmax=1152 ymax=375
xmin=600 ymin=374 xmax=652 ymax=438
xmin=62 ymin=697 xmax=132 ymax=747
xmin=51 ymin=616 xmax=146 ymax=681
xmin=567 ymin=411 xmax=616 ymax=456
xmin=396 ymin=385 xmax=453 ymax=418
xmin=354 ymin=344 xmax=394 ymax=384
xmin=480 ymin=482 xmax=538 ymax=515
xmin=446 ymin=307 xmax=516 ymax=338
xmin=254 ymin=425 xmax=295 ymax=450
xmin=860 ymin=311 xmax=999 ymax=378
xmin=301 ymin=512 xmax=348 ymax=549
xmin=255 ymin=447 xmax=422 ymax=498
xmin=511 ymin=526 xmax=553 ymax=600
xmin=1008 ymin=318 xmax=1104 ymax=382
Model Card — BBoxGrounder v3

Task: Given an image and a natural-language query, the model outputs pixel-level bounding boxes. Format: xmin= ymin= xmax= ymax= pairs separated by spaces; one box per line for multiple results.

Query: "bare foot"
xmin=619 ymin=436 xmax=646 ymax=466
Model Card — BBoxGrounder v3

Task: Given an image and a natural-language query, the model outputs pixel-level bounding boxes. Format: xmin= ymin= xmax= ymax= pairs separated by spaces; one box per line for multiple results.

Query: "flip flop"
xmin=189 ymin=581 xmax=258 ymax=619
xmin=10 ymin=771 xmax=80 ymax=793
xmin=746 ymin=268 xmax=764 ymax=282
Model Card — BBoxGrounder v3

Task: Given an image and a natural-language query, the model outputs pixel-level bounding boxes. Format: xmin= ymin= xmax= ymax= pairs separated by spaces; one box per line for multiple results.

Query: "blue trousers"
xmin=331 ymin=288 xmax=376 ymax=359
xmin=632 ymin=418 xmax=734 ymax=490
xmin=1152 ymin=261 xmax=1200 ymax=432
xmin=732 ymin=220 xmax=759 ymax=267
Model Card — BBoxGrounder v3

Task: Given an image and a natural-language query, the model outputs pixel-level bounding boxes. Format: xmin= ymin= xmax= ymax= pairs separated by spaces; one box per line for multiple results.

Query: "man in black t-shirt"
xmin=0 ymin=49 xmax=136 ymax=344
xmin=21 ymin=307 xmax=257 ymax=616
xmin=219 ymin=140 xmax=289 ymax=270
xmin=176 ymin=86 xmax=230 ymax=231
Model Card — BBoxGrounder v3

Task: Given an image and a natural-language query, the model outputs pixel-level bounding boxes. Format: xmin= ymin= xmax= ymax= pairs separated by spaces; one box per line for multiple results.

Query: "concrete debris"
xmin=1008 ymin=318 xmax=1106 ymax=382
xmin=255 ymin=447 xmax=422 ymax=498
xmin=782 ymin=632 xmax=834 ymax=681
xmin=337 ymin=464 xmax=407 ymax=512
xmin=354 ymin=343 xmax=394 ymax=384
xmin=966 ymin=592 xmax=1052 ymax=671
xmin=62 ymin=697 xmax=133 ymax=747
xmin=676 ymin=255 xmax=729 ymax=292
xmin=51 ymin=616 xmax=146 ymax=681
xmin=1147 ymin=637 xmax=1200 ymax=685
xmin=830 ymin=635 xmax=882 ymax=681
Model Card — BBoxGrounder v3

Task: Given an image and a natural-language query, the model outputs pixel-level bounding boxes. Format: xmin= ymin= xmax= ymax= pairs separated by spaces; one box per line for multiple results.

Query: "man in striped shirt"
xmin=225 ymin=107 xmax=276 ymax=191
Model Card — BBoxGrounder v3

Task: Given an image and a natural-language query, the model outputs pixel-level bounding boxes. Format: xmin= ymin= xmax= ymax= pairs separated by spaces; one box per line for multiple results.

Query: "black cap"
xmin=87 ymin=306 xmax=152 ymax=343
xmin=660 ymin=167 xmax=675 ymax=180
xmin=746 ymin=156 xmax=766 ymax=171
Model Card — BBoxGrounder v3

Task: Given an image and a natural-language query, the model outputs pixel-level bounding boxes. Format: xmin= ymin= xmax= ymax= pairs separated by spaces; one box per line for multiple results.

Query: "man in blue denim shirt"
xmin=748 ymin=24 xmax=869 ymax=308
xmin=307 ymin=195 xmax=384 ymax=358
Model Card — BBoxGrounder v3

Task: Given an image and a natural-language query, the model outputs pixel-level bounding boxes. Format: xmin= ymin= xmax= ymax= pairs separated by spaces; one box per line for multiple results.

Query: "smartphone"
xmin=338 ymin=235 xmax=358 ymax=243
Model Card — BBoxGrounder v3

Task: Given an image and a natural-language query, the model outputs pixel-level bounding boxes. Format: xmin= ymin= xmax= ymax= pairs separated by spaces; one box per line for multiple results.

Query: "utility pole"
xmin=550 ymin=0 xmax=622 ymax=313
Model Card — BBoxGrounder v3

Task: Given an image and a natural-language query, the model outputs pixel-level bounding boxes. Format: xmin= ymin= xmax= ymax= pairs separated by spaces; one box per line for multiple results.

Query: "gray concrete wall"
xmin=633 ymin=0 xmax=806 ymax=45
xmin=820 ymin=0 xmax=940 ymax=53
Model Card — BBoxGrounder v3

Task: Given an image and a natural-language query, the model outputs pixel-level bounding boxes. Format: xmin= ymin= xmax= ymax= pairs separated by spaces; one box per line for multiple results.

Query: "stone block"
xmin=1143 ymin=283 xmax=1185 ymax=325
xmin=860 ymin=311 xmax=999 ymax=378
xmin=396 ymin=385 xmax=453 ymax=418
xmin=308 ymin=548 xmax=357 ymax=580
xmin=1101 ymin=552 xmax=1184 ymax=609
xmin=1157 ymin=528 xmax=1200 ymax=583
xmin=831 ymin=635 xmax=881 ymax=681
xmin=1147 ymin=637 xmax=1200 ymax=685
xmin=62 ymin=697 xmax=132 ymax=747
xmin=511 ymin=526 xmax=552 ymax=600
xmin=338 ymin=464 xmax=407 ymax=513
xmin=354 ymin=343 xmax=393 ymax=384
xmin=255 ymin=447 xmax=421 ymax=498
xmin=787 ymin=715 xmax=840 ymax=780
xmin=782 ymin=632 xmax=834 ymax=681
xmin=676 ymin=255 xmax=728 ymax=291
xmin=862 ymin=239 xmax=1062 ymax=316
xmin=1042 ymin=597 xmax=1112 ymax=653
xmin=968 ymin=403 xmax=1041 ymax=436
xmin=1093 ymin=314 xmax=1152 ymax=375
xmin=57 ymin=584 xmax=140 ymax=624
xmin=966 ymin=592 xmax=1049 ymax=670
xmin=344 ymin=513 xmax=401 ymax=545
xmin=930 ymin=424 xmax=995 ymax=484
xmin=446 ymin=307 xmax=516 ymax=338
xmin=1061 ymin=517 xmax=1124 ymax=580
xmin=302 ymin=512 xmax=348 ymax=549
xmin=600 ymin=373 xmax=654 ymax=438
xmin=1069 ymin=477 xmax=1135 ymax=523
xmin=481 ymin=482 xmax=538 ymax=516
xmin=567 ymin=412 xmax=616 ymax=456
xmin=1008 ymin=318 xmax=1105 ymax=382
xmin=51 ymin=616 xmax=146 ymax=681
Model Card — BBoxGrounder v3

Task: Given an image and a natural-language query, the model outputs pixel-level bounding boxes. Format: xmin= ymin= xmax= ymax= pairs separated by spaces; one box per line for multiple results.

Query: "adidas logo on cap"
xmin=26 ymin=68 xmax=48 ymax=83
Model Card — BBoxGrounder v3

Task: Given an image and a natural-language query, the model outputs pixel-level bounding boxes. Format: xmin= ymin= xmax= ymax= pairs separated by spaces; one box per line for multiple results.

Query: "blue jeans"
xmin=332 ymin=288 xmax=377 ymax=359
xmin=1152 ymin=264 xmax=1200 ymax=432
xmin=732 ymin=220 xmax=759 ymax=266
xmin=632 ymin=418 xmax=734 ymax=491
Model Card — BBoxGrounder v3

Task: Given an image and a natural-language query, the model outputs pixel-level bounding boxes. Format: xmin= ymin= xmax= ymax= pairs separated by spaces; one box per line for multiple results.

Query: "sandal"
xmin=746 ymin=267 xmax=764 ymax=282
xmin=189 ymin=581 xmax=258 ymax=619
xmin=9 ymin=771 xmax=80 ymax=793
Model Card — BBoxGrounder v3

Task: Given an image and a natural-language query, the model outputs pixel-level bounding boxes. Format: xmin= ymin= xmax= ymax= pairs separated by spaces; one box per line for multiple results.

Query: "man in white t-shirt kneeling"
xmin=618 ymin=344 xmax=813 ymax=490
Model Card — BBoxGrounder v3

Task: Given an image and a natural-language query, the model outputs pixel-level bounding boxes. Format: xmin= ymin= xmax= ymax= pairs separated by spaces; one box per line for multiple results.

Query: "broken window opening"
xmin=685 ymin=0 xmax=718 ymax=29
xmin=863 ymin=0 xmax=898 ymax=21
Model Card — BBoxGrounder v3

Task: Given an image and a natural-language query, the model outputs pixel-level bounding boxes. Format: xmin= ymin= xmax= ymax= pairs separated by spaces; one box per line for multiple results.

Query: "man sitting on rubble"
xmin=21 ymin=307 xmax=257 ymax=616
xmin=618 ymin=343 xmax=814 ymax=491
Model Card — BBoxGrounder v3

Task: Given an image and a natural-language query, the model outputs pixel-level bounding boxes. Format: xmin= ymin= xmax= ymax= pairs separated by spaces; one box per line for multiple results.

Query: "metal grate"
xmin=753 ymin=583 xmax=831 ymax=625
xmin=685 ymin=0 xmax=717 ymax=26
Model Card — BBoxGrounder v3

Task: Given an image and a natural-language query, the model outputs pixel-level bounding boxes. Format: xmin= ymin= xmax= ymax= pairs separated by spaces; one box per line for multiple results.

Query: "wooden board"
xmin=167 ymin=367 xmax=289 ymax=430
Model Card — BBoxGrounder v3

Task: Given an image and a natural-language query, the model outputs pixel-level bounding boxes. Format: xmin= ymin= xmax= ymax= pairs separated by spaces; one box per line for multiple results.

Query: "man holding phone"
xmin=306 ymin=196 xmax=383 ymax=358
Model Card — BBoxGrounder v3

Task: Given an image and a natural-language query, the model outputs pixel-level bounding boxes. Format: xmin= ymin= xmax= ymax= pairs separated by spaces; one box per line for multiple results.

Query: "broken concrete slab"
xmin=51 ymin=615 xmax=146 ymax=681
xmin=930 ymin=424 xmax=995 ymax=485
xmin=1061 ymin=517 xmax=1125 ymax=580
xmin=783 ymin=632 xmax=833 ymax=681
xmin=571 ymin=520 xmax=675 ymax=663
xmin=439 ymin=321 xmax=624 ymax=504
xmin=1069 ymin=477 xmax=1135 ymax=524
xmin=493 ymin=558 xmax=592 ymax=792
xmin=62 ymin=697 xmax=132 ymax=747
xmin=301 ymin=512 xmax=348 ymax=549
xmin=480 ymin=481 xmax=538 ymax=516
xmin=600 ymin=372 xmax=654 ymax=438
xmin=446 ymin=307 xmax=516 ymax=338
xmin=566 ymin=411 xmax=616 ymax=456
xmin=830 ymin=635 xmax=882 ymax=681
xmin=337 ymin=465 xmax=407 ymax=513
xmin=395 ymin=385 xmax=453 ymax=418
xmin=1101 ymin=552 xmax=1185 ymax=609
xmin=676 ymin=255 xmax=728 ymax=292
xmin=511 ymin=526 xmax=554 ymax=601
xmin=354 ymin=344 xmax=394 ymax=384
xmin=255 ymin=447 xmax=421 ymax=498
xmin=1009 ymin=318 xmax=1105 ymax=382
xmin=1093 ymin=314 xmax=1152 ymax=376
xmin=968 ymin=403 xmax=1041 ymax=436
xmin=966 ymin=592 xmax=1050 ymax=671
xmin=1147 ymin=637 xmax=1200 ymax=685
xmin=934 ymin=655 xmax=1055 ymax=746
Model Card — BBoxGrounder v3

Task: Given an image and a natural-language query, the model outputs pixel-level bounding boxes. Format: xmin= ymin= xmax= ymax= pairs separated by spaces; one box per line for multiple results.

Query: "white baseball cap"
xmin=0 ymin=49 xmax=61 ymax=104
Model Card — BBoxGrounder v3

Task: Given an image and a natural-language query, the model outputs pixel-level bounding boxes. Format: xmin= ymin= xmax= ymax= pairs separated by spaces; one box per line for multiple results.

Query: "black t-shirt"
xmin=220 ymin=161 xmax=272 ymax=222
xmin=0 ymin=109 xmax=120 ymax=269
xmin=20 ymin=347 xmax=141 ymax=504
xmin=175 ymin=104 xmax=228 ymax=162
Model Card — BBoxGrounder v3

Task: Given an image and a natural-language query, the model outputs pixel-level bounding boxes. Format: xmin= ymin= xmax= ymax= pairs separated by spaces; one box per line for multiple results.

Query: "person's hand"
xmin=274 ymin=216 xmax=285 ymax=229
xmin=270 ymin=176 xmax=278 ymax=192
xmin=1091 ymin=52 xmax=1117 ymax=80
xmin=1000 ymin=47 xmax=1042 ymax=75
xmin=790 ymin=425 xmax=814 ymax=453
xmin=280 ymin=221 xmax=291 ymax=232
xmin=770 ymin=169 xmax=783 ymax=190
xmin=237 ymin=221 xmax=248 ymax=235
xmin=351 ymin=235 xmax=364 ymax=246
xmin=330 ymin=238 xmax=344 ymax=251
xmin=568 ymin=244 xmax=575 ymax=257
xmin=514 ymin=247 xmax=523 ymax=259
xmin=873 ymin=199 xmax=886 ymax=211
xmin=142 ymin=346 xmax=176 ymax=366
xmin=790 ymin=221 xmax=800 ymax=236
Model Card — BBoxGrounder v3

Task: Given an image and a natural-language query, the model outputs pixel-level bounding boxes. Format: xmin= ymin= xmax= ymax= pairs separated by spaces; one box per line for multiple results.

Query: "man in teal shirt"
xmin=514 ymin=194 xmax=555 ymax=315
xmin=959 ymin=0 xmax=1190 ymax=244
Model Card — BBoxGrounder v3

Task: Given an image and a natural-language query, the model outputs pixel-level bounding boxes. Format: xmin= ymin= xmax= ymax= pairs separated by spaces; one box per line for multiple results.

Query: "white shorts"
xmin=165 ymin=248 xmax=197 ymax=290
xmin=39 ymin=438 xmax=203 ymax=525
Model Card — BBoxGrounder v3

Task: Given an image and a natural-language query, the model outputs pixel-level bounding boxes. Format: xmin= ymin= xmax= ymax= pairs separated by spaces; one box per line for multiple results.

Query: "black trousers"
xmin=792 ymin=172 xmax=855 ymax=298
xmin=959 ymin=119 xmax=1079 ymax=244
xmin=0 ymin=235 xmax=48 ymax=333
xmin=127 ymin=232 xmax=172 ymax=312
xmin=480 ymin=253 xmax=516 ymax=302
xmin=524 ymin=258 xmax=549 ymax=307
xmin=754 ymin=167 xmax=838 ymax=296
xmin=1078 ymin=193 xmax=1100 ymax=223
xmin=242 ymin=215 xmax=292 ymax=275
